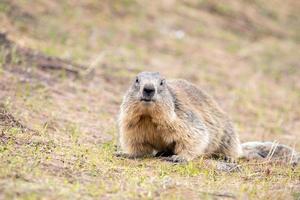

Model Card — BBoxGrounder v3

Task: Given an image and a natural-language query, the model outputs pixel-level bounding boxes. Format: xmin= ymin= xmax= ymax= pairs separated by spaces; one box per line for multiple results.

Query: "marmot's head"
xmin=123 ymin=71 xmax=175 ymax=118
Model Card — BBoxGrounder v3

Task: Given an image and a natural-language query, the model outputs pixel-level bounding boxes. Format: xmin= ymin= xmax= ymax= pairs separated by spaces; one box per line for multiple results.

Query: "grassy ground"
xmin=0 ymin=0 xmax=300 ymax=199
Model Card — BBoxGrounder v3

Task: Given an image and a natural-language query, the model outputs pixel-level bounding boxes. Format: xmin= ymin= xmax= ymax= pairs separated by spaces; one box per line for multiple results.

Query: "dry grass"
xmin=0 ymin=0 xmax=300 ymax=199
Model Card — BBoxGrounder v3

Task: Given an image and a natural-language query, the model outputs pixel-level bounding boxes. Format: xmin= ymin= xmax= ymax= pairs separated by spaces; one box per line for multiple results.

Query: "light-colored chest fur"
xmin=128 ymin=115 xmax=175 ymax=151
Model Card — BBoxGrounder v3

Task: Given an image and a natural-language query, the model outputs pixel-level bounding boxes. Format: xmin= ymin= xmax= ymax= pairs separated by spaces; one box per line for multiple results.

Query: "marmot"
xmin=117 ymin=71 xmax=299 ymax=164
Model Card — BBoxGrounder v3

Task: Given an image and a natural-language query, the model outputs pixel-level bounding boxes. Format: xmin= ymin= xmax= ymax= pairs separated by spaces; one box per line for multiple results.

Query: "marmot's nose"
xmin=143 ymin=84 xmax=155 ymax=100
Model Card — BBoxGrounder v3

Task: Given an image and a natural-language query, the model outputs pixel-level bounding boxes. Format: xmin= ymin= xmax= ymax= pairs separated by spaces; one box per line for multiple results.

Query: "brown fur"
xmin=118 ymin=73 xmax=242 ymax=162
xmin=117 ymin=72 xmax=298 ymax=164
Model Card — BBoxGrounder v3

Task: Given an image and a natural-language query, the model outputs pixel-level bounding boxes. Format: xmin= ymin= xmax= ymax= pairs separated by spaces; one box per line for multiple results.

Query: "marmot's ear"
xmin=160 ymin=79 xmax=166 ymax=86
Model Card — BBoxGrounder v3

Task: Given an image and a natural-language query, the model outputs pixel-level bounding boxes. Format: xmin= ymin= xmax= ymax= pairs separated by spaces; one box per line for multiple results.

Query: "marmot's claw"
xmin=114 ymin=152 xmax=129 ymax=158
xmin=162 ymin=155 xmax=187 ymax=163
xmin=114 ymin=152 xmax=142 ymax=159
xmin=155 ymin=150 xmax=174 ymax=157
xmin=114 ymin=152 xmax=135 ymax=159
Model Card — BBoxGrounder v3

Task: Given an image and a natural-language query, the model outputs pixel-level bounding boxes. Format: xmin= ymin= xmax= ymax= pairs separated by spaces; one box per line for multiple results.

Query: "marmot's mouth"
xmin=140 ymin=98 xmax=154 ymax=102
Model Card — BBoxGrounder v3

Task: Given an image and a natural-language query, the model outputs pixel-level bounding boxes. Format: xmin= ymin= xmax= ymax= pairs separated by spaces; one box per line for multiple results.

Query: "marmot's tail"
xmin=240 ymin=141 xmax=299 ymax=165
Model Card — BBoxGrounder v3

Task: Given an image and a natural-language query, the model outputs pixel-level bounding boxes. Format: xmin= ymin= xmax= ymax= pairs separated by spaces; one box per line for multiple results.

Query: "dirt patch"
xmin=0 ymin=103 xmax=28 ymax=132
xmin=0 ymin=0 xmax=36 ymax=25
xmin=0 ymin=32 xmax=86 ymax=78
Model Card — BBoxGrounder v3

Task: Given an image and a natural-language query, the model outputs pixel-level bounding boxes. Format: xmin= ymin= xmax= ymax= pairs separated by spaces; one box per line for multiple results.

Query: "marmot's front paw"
xmin=155 ymin=150 xmax=174 ymax=157
xmin=114 ymin=152 xmax=142 ymax=159
xmin=114 ymin=152 xmax=128 ymax=158
xmin=161 ymin=155 xmax=188 ymax=163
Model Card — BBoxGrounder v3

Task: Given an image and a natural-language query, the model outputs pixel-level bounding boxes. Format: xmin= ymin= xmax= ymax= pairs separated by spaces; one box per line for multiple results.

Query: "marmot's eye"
xmin=135 ymin=77 xmax=139 ymax=84
xmin=160 ymin=79 xmax=165 ymax=86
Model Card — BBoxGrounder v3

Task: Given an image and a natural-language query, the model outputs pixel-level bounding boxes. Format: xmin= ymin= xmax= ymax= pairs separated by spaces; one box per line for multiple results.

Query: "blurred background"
xmin=0 ymin=0 xmax=300 ymax=199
